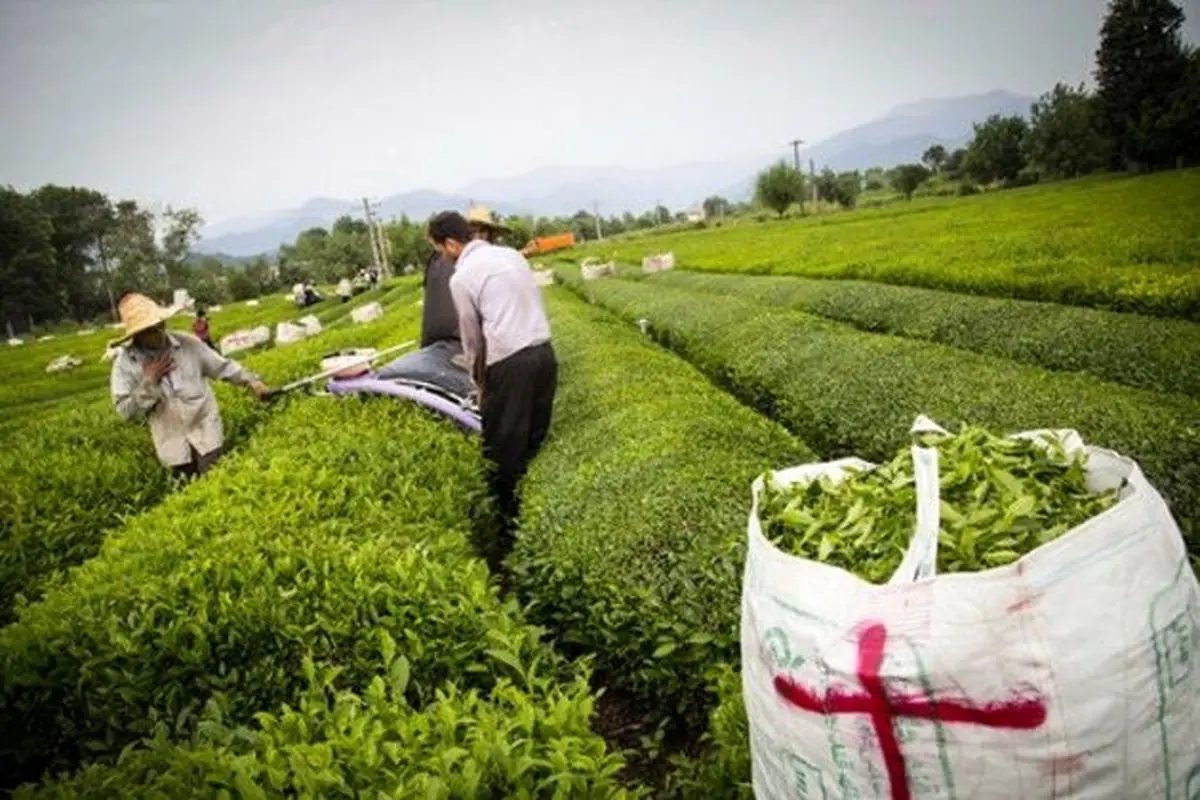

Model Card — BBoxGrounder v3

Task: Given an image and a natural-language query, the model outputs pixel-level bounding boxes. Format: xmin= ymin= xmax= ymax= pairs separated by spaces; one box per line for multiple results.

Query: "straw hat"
xmin=108 ymin=292 xmax=180 ymax=348
xmin=466 ymin=204 xmax=511 ymax=233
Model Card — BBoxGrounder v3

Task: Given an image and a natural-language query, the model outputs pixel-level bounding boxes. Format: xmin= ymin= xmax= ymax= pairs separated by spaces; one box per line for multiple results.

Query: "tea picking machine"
xmin=267 ymin=340 xmax=481 ymax=434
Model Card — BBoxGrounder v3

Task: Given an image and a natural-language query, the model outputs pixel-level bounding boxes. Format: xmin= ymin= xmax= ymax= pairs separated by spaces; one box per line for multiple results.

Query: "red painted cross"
xmin=773 ymin=622 xmax=1047 ymax=800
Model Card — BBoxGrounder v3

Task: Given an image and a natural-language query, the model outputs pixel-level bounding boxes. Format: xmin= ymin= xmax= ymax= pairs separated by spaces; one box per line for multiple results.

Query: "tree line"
xmin=0 ymin=187 xmax=207 ymax=334
xmin=754 ymin=0 xmax=1200 ymax=215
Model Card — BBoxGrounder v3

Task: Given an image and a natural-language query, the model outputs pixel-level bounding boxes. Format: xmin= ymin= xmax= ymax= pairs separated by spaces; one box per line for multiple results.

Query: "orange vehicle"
xmin=521 ymin=232 xmax=576 ymax=256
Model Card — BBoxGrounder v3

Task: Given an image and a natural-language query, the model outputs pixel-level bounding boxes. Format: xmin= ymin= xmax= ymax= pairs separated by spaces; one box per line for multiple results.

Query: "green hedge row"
xmin=0 ymin=301 xmax=423 ymax=625
xmin=619 ymin=269 xmax=1200 ymax=398
xmin=1 ymin=395 xmax=632 ymax=796
xmin=510 ymin=289 xmax=810 ymax=733
xmin=21 ymin=671 xmax=630 ymax=798
xmin=556 ymin=268 xmax=1200 ymax=548
xmin=565 ymin=170 xmax=1200 ymax=320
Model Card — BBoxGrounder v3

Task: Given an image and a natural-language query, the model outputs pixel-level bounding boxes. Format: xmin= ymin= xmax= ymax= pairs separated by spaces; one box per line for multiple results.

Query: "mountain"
xmin=196 ymin=90 xmax=1035 ymax=257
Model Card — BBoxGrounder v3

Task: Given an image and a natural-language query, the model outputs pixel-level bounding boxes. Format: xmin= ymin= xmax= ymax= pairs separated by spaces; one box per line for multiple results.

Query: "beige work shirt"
xmin=111 ymin=332 xmax=258 ymax=467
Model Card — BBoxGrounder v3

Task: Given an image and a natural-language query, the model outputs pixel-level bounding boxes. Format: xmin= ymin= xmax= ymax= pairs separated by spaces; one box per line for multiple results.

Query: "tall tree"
xmin=922 ymin=144 xmax=948 ymax=174
xmin=0 ymin=187 xmax=59 ymax=331
xmin=964 ymin=114 xmax=1030 ymax=185
xmin=1026 ymin=83 xmax=1110 ymax=179
xmin=890 ymin=164 xmax=931 ymax=200
xmin=160 ymin=206 xmax=203 ymax=292
xmin=31 ymin=185 xmax=114 ymax=320
xmin=1095 ymin=0 xmax=1190 ymax=171
xmin=942 ymin=149 xmax=968 ymax=181
xmin=106 ymin=200 xmax=162 ymax=300
xmin=702 ymin=195 xmax=730 ymax=219
xmin=754 ymin=161 xmax=806 ymax=217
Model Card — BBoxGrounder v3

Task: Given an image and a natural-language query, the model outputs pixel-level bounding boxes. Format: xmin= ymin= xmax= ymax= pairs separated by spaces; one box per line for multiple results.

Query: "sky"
xmin=3 ymin=0 xmax=1196 ymax=225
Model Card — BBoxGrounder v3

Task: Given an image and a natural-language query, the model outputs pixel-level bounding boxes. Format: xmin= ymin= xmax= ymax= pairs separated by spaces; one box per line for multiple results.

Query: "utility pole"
xmin=790 ymin=138 xmax=806 ymax=215
xmin=362 ymin=198 xmax=385 ymax=277
xmin=810 ymin=158 xmax=818 ymax=210
xmin=593 ymin=201 xmax=603 ymax=241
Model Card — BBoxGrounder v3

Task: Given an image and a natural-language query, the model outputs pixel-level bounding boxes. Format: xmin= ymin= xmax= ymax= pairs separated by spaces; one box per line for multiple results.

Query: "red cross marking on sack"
xmin=773 ymin=622 xmax=1047 ymax=800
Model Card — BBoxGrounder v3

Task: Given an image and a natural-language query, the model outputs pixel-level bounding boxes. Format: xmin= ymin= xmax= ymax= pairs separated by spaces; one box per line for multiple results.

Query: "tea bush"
xmin=567 ymin=170 xmax=1200 ymax=319
xmin=511 ymin=289 xmax=810 ymax=731
xmin=0 ymin=394 xmax=631 ymax=793
xmin=556 ymin=270 xmax=1200 ymax=550
xmin=626 ymin=269 xmax=1200 ymax=398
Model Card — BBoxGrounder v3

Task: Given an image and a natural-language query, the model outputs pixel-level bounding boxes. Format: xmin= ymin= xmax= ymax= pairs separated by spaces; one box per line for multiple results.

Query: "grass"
xmin=570 ymin=170 xmax=1200 ymax=320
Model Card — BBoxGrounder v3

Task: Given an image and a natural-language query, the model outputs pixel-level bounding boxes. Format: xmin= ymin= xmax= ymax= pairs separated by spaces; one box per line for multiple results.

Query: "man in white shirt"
xmin=109 ymin=292 xmax=270 ymax=478
xmin=428 ymin=211 xmax=558 ymax=564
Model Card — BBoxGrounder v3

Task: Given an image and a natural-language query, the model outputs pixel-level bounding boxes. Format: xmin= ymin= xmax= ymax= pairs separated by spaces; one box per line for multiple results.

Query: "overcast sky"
xmin=2 ymin=0 xmax=1196 ymax=224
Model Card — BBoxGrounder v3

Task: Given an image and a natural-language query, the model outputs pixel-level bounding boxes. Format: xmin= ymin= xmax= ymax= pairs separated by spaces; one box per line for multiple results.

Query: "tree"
xmin=31 ymin=185 xmax=115 ymax=320
xmin=922 ymin=144 xmax=948 ymax=174
xmin=107 ymin=200 xmax=163 ymax=300
xmin=1025 ymin=83 xmax=1110 ymax=179
xmin=1095 ymin=0 xmax=1191 ymax=171
xmin=702 ymin=195 xmax=730 ymax=219
xmin=943 ymin=149 xmax=968 ymax=181
xmin=834 ymin=171 xmax=863 ymax=209
xmin=754 ymin=161 xmax=806 ymax=217
xmin=1163 ymin=46 xmax=1200 ymax=166
xmin=160 ymin=206 xmax=203 ymax=292
xmin=814 ymin=169 xmax=840 ymax=205
xmin=863 ymin=166 xmax=888 ymax=191
xmin=964 ymin=114 xmax=1029 ymax=185
xmin=0 ymin=187 xmax=59 ymax=331
xmin=654 ymin=205 xmax=671 ymax=226
xmin=890 ymin=164 xmax=931 ymax=200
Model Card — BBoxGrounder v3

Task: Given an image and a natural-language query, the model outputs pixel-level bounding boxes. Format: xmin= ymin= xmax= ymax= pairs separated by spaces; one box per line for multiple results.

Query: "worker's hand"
xmin=144 ymin=353 xmax=173 ymax=382
xmin=451 ymin=353 xmax=469 ymax=370
xmin=249 ymin=380 xmax=270 ymax=401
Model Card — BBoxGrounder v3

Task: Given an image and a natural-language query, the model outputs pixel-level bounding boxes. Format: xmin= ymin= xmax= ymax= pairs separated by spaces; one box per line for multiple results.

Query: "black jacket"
xmin=421 ymin=253 xmax=460 ymax=348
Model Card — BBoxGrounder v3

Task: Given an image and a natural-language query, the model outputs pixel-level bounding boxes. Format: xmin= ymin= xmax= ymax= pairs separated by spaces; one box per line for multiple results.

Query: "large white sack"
xmin=741 ymin=416 xmax=1199 ymax=800
xmin=351 ymin=301 xmax=383 ymax=324
xmin=297 ymin=314 xmax=323 ymax=337
xmin=219 ymin=325 xmax=270 ymax=355
xmin=274 ymin=321 xmax=308 ymax=346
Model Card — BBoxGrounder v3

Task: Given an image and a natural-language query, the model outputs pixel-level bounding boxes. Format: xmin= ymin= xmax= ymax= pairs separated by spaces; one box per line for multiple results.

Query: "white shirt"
xmin=448 ymin=240 xmax=551 ymax=372
xmin=110 ymin=332 xmax=258 ymax=466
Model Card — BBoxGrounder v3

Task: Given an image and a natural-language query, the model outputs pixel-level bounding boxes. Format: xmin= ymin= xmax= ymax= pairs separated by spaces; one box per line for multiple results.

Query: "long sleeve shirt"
xmin=421 ymin=253 xmax=461 ymax=348
xmin=448 ymin=240 xmax=551 ymax=377
xmin=111 ymin=332 xmax=259 ymax=466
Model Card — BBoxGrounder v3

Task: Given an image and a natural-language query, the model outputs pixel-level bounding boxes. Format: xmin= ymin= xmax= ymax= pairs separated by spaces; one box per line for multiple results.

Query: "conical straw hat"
xmin=108 ymin=293 xmax=180 ymax=348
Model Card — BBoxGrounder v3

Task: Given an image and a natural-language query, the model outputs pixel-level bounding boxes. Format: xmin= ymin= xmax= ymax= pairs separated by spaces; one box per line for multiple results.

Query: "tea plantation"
xmin=1 ymin=172 xmax=1197 ymax=797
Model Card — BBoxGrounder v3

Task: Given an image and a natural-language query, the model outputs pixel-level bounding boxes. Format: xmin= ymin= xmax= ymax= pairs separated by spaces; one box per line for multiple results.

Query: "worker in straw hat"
xmin=109 ymin=292 xmax=270 ymax=479
xmin=466 ymin=204 xmax=511 ymax=244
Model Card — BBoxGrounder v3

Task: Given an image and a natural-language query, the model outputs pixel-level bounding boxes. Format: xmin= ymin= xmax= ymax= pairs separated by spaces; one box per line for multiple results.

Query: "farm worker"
xmin=337 ymin=277 xmax=353 ymax=303
xmin=466 ymin=205 xmax=510 ymax=245
xmin=109 ymin=292 xmax=270 ymax=479
xmin=420 ymin=248 xmax=461 ymax=350
xmin=192 ymin=307 xmax=216 ymax=351
xmin=428 ymin=210 xmax=558 ymax=566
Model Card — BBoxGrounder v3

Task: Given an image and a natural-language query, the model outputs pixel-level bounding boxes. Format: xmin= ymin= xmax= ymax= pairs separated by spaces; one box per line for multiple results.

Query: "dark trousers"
xmin=481 ymin=342 xmax=557 ymax=558
xmin=173 ymin=445 xmax=223 ymax=480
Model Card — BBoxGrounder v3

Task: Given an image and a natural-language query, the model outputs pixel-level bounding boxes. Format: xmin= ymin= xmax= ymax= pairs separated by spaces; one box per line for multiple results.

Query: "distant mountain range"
xmin=196 ymin=89 xmax=1034 ymax=257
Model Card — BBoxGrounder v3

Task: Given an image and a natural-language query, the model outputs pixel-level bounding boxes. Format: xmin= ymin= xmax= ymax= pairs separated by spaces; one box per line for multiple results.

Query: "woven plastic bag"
xmin=741 ymin=416 xmax=1200 ymax=799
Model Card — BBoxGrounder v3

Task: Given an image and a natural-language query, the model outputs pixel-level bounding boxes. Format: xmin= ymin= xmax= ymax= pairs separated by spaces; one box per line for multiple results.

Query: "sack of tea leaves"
xmin=740 ymin=415 xmax=1198 ymax=800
